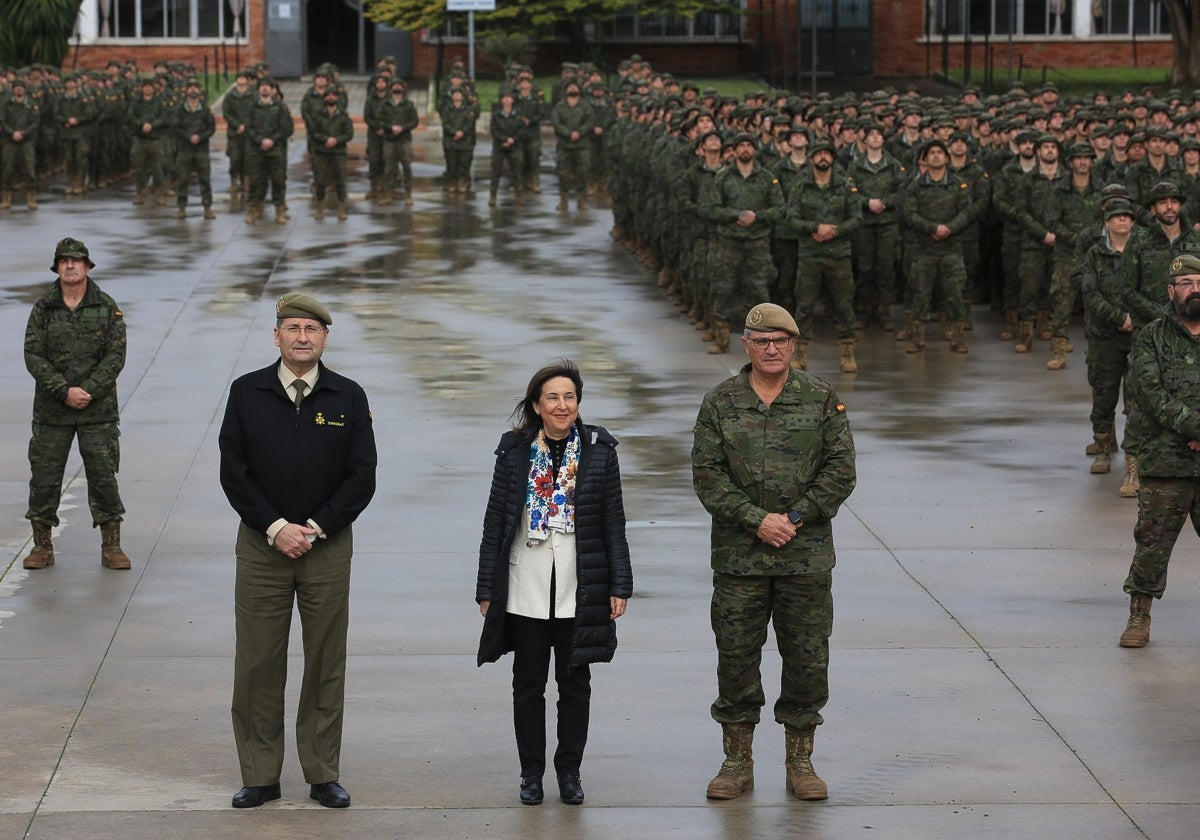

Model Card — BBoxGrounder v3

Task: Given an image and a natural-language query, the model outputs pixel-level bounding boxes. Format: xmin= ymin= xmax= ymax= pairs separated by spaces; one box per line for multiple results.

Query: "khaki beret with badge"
xmin=1169 ymin=254 xmax=1200 ymax=277
xmin=745 ymin=303 xmax=799 ymax=336
xmin=276 ymin=292 xmax=332 ymax=325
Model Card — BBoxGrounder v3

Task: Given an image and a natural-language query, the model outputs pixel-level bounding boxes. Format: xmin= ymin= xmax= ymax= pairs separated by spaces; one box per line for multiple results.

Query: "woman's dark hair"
xmin=511 ymin=359 xmax=583 ymax=432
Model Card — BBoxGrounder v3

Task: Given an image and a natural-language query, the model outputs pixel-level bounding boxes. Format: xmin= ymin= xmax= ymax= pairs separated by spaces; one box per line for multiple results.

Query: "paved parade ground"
xmin=0 ymin=125 xmax=1198 ymax=840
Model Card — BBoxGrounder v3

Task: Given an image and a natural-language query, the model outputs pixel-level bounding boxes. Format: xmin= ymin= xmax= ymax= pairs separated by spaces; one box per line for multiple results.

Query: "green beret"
xmin=51 ymin=237 xmax=94 ymax=272
xmin=1169 ymin=254 xmax=1200 ymax=276
xmin=745 ymin=303 xmax=799 ymax=336
xmin=276 ymin=292 xmax=332 ymax=325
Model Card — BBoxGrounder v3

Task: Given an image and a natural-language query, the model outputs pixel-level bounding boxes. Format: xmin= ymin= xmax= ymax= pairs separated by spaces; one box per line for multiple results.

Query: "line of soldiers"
xmin=598 ymin=60 xmax=1200 ymax=502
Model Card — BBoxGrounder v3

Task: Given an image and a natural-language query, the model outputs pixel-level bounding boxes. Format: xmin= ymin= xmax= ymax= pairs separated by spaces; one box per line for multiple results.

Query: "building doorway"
xmin=305 ymin=0 xmax=371 ymax=73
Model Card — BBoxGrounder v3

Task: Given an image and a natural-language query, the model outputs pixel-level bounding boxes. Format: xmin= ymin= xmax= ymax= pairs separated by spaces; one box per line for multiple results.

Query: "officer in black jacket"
xmin=218 ymin=292 xmax=376 ymax=810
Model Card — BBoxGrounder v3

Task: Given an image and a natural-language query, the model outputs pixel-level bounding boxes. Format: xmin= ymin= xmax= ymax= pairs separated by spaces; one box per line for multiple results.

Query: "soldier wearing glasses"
xmin=1118 ymin=254 xmax=1200 ymax=648
xmin=692 ymin=303 xmax=856 ymax=803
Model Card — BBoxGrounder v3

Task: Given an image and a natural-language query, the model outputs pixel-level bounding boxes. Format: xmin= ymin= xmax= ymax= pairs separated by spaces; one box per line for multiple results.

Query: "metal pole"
xmin=810 ymin=0 xmax=816 ymax=99
xmin=468 ymin=11 xmax=476 ymax=81
xmin=795 ymin=0 xmax=802 ymax=92
xmin=357 ymin=1 xmax=366 ymax=75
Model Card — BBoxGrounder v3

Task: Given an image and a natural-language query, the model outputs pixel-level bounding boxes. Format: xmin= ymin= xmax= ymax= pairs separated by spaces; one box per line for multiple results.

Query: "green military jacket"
xmin=174 ymin=101 xmax=215 ymax=146
xmin=786 ymin=169 xmax=863 ymax=259
xmin=845 ymin=152 xmax=906 ymax=227
xmin=1014 ymin=165 xmax=1068 ymax=249
xmin=1130 ymin=310 xmax=1200 ymax=478
xmin=491 ymin=107 xmax=523 ymax=150
xmin=701 ymin=163 xmax=785 ymax=242
xmin=692 ymin=366 xmax=856 ymax=576
xmin=221 ymin=87 xmax=254 ymax=136
xmin=1120 ymin=224 xmax=1200 ymax=330
xmin=1080 ymin=231 xmax=1134 ymax=344
xmin=376 ymin=95 xmax=419 ymax=142
xmin=1044 ymin=175 xmax=1103 ymax=268
xmin=1 ymin=97 xmax=40 ymax=140
xmin=127 ymin=94 xmax=168 ymax=138
xmin=57 ymin=93 xmax=95 ymax=131
xmin=551 ymin=99 xmax=594 ymax=147
xmin=440 ymin=102 xmax=476 ymax=150
xmin=25 ymin=279 xmax=126 ymax=426
xmin=309 ymin=106 xmax=353 ymax=155
xmin=247 ymin=96 xmax=293 ymax=148
xmin=901 ymin=170 xmax=973 ymax=255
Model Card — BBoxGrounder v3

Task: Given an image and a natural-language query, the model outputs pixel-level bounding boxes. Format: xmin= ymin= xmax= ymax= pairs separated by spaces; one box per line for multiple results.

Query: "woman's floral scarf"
xmin=526 ymin=426 xmax=579 ymax=541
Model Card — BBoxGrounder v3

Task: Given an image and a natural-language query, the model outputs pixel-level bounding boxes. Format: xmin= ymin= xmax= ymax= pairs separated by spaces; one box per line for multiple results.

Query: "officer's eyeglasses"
xmin=1172 ymin=278 xmax=1200 ymax=289
xmin=746 ymin=336 xmax=794 ymax=351
xmin=279 ymin=324 xmax=327 ymax=338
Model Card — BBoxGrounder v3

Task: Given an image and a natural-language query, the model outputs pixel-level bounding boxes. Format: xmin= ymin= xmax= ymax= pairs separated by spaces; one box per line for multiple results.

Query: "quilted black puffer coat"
xmin=476 ymin=422 xmax=633 ymax=670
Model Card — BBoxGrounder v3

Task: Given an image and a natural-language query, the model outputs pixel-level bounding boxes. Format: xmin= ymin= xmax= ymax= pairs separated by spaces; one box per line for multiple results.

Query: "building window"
xmin=599 ymin=1 xmax=741 ymax=39
xmin=929 ymin=0 xmax=1077 ymax=37
xmin=100 ymin=0 xmax=247 ymax=39
xmin=1094 ymin=0 xmax=1166 ymax=35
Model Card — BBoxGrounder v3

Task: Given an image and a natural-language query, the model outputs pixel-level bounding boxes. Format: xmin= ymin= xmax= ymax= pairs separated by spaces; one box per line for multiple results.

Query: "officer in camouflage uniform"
xmin=376 ymin=78 xmax=419 ymax=206
xmin=1 ymin=78 xmax=41 ymax=211
xmin=846 ymin=122 xmax=905 ymax=332
xmin=57 ymin=73 xmax=95 ymax=196
xmin=127 ymin=77 xmax=169 ymax=206
xmin=551 ymin=81 xmax=594 ymax=211
xmin=245 ymin=77 xmax=294 ymax=223
xmin=309 ymin=88 xmax=354 ymax=220
xmin=692 ymin=302 xmax=855 ymax=803
xmin=489 ymin=88 xmax=525 ymax=207
xmin=173 ymin=78 xmax=216 ymax=220
xmin=1118 ymin=253 xmax=1200 ymax=648
xmin=700 ymin=134 xmax=786 ymax=354
xmin=222 ymin=69 xmax=256 ymax=206
xmin=23 ymin=238 xmax=129 ymax=572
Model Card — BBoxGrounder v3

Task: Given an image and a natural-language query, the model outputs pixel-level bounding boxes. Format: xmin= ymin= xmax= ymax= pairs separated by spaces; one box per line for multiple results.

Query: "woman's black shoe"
xmin=519 ymin=776 xmax=544 ymax=805
xmin=558 ymin=773 xmax=584 ymax=805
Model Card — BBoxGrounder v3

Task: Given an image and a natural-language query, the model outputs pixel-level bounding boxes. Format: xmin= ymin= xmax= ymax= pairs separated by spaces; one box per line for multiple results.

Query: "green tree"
xmin=0 ymin=0 xmax=83 ymax=67
xmin=1162 ymin=0 xmax=1200 ymax=86
xmin=366 ymin=0 xmax=732 ymax=58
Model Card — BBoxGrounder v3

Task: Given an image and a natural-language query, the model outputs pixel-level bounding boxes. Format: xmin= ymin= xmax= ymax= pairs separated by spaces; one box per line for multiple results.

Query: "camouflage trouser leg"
xmin=960 ymin=233 xmax=981 ymax=305
xmin=64 ymin=136 xmax=90 ymax=184
xmin=1048 ymin=261 xmax=1077 ymax=339
xmin=177 ymin=146 xmax=213 ymax=208
xmin=795 ymin=256 xmax=856 ymax=341
xmin=1001 ymin=226 xmax=1022 ymax=311
xmin=770 ymin=237 xmax=799 ymax=314
xmin=711 ymin=571 xmax=832 ymax=731
xmin=27 ymin=422 xmax=124 ymax=528
xmin=491 ymin=147 xmax=522 ymax=191
xmin=1017 ymin=247 xmax=1053 ymax=321
xmin=710 ymin=240 xmax=772 ymax=326
xmin=367 ymin=134 xmax=383 ymax=183
xmin=1124 ymin=478 xmax=1200 ymax=598
xmin=131 ymin=138 xmax=162 ymax=192
xmin=556 ymin=147 xmax=589 ymax=196
xmin=313 ymin=154 xmax=347 ymax=202
xmin=910 ymin=252 xmax=967 ymax=322
xmin=852 ymin=223 xmax=898 ymax=313
xmin=1085 ymin=337 xmax=1130 ymax=436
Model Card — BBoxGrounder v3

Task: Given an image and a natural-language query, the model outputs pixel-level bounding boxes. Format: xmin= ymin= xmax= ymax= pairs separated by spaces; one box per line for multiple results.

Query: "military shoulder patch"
xmin=835 ymin=402 xmax=846 ymax=412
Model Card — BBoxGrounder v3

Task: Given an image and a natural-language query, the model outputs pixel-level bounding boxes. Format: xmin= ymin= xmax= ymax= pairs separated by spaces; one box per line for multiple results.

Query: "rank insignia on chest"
xmin=314 ymin=412 xmax=346 ymax=427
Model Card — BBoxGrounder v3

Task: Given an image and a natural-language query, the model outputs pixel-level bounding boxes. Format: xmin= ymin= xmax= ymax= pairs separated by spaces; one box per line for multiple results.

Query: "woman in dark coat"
xmin=476 ymin=360 xmax=633 ymax=806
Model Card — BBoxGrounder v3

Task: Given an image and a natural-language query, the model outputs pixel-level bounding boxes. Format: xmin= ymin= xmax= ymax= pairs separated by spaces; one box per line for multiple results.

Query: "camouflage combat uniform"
xmin=1079 ymin=230 xmax=1133 ymax=440
xmin=692 ymin=365 xmax=856 ymax=730
xmin=174 ymin=97 xmax=216 ymax=213
xmin=786 ymin=169 xmax=862 ymax=341
xmin=24 ymin=278 xmax=127 ymax=528
xmin=1123 ymin=308 xmax=1200 ymax=599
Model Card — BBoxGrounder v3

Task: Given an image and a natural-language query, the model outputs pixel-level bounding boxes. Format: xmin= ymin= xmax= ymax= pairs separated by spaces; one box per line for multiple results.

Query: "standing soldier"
xmin=551 ymin=81 xmax=594 ymax=211
xmin=900 ymin=138 xmax=972 ymax=354
xmin=245 ymin=77 xmax=294 ymax=224
xmin=1 ymin=78 xmax=41 ymax=211
xmin=222 ymin=69 xmax=255 ymax=207
xmin=692 ymin=302 xmax=856 ymax=802
xmin=440 ymin=87 xmax=477 ymax=194
xmin=700 ymin=134 xmax=786 ymax=354
xmin=1079 ymin=198 xmax=1136 ymax=475
xmin=946 ymin=130 xmax=991 ymax=323
xmin=173 ymin=78 xmax=216 ymax=220
xmin=58 ymin=73 xmax=95 ymax=197
xmin=992 ymin=130 xmax=1040 ymax=341
xmin=127 ymin=77 xmax=168 ymax=206
xmin=846 ymin=122 xmax=906 ymax=333
xmin=23 ymin=238 xmax=129 ymax=571
xmin=787 ymin=140 xmax=863 ymax=373
xmin=376 ymin=78 xmax=419 ymax=206
xmin=309 ymin=88 xmax=354 ymax=221
xmin=514 ymin=75 xmax=545 ymax=194
xmin=1012 ymin=135 xmax=1068 ymax=352
xmin=1117 ymin=253 xmax=1200 ymax=648
xmin=489 ymin=88 xmax=524 ymax=207
xmin=587 ymin=83 xmax=615 ymax=194
xmin=362 ymin=74 xmax=390 ymax=201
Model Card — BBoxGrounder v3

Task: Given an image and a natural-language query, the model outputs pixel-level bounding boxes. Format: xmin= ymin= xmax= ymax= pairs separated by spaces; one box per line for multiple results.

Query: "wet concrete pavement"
xmin=0 ymin=125 xmax=1197 ymax=840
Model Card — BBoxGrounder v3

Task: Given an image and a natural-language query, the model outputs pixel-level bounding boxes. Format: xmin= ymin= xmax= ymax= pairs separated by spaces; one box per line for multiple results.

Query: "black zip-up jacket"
xmin=476 ymin=422 xmax=633 ymax=670
xmin=219 ymin=360 xmax=376 ymax=536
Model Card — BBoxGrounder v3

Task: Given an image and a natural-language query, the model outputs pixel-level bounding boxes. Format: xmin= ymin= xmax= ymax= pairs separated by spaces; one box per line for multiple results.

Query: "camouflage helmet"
xmin=51 ymin=237 xmax=94 ymax=272
xmin=1146 ymin=180 xmax=1186 ymax=207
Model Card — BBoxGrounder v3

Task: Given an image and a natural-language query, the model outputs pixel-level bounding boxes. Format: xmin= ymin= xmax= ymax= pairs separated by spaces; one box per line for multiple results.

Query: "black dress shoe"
xmin=519 ymin=776 xmax=544 ymax=805
xmin=231 ymin=783 xmax=281 ymax=808
xmin=558 ymin=773 xmax=584 ymax=805
xmin=309 ymin=780 xmax=351 ymax=808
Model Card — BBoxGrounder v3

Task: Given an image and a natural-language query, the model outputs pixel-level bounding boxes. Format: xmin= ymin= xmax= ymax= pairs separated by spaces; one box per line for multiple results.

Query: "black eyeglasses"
xmin=746 ymin=336 xmax=794 ymax=350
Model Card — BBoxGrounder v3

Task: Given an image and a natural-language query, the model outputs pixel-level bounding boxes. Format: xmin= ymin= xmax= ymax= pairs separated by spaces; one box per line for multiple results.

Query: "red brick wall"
xmin=63 ymin=0 xmax=266 ymax=75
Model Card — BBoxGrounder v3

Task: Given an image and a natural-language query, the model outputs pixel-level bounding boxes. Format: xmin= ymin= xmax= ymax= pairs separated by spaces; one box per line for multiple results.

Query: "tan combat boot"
xmin=1119 ymin=593 xmax=1152 ymax=648
xmin=132 ymin=188 xmax=146 ymax=206
xmin=337 ymin=200 xmax=348 ymax=221
xmin=578 ymin=195 xmax=588 ymax=210
xmin=905 ymin=320 xmax=926 ymax=353
xmin=1000 ymin=310 xmax=1018 ymax=341
xmin=1036 ymin=308 xmax=1052 ymax=340
xmin=706 ymin=723 xmax=754 ymax=800
xmin=1014 ymin=321 xmax=1035 ymax=353
xmin=275 ymin=204 xmax=290 ymax=224
xmin=0 ymin=191 xmax=11 ymax=209
xmin=839 ymin=339 xmax=858 ymax=373
xmin=707 ymin=320 xmax=730 ymax=354
xmin=895 ymin=312 xmax=910 ymax=342
xmin=174 ymin=206 xmax=187 ymax=220
xmin=1086 ymin=436 xmax=1118 ymax=456
xmin=556 ymin=194 xmax=568 ymax=212
xmin=27 ymin=191 xmax=37 ymax=210
xmin=1046 ymin=337 xmax=1068 ymax=370
xmin=203 ymin=205 xmax=216 ymax=220
xmin=784 ymin=725 xmax=828 ymax=800
xmin=699 ymin=316 xmax=715 ymax=342
xmin=22 ymin=523 xmax=55 ymax=569
xmin=878 ymin=303 xmax=894 ymax=332
xmin=315 ymin=196 xmax=326 ymax=220
xmin=791 ymin=340 xmax=810 ymax=371
xmin=488 ymin=187 xmax=498 ymax=207
xmin=949 ymin=322 xmax=969 ymax=354
xmin=100 ymin=522 xmax=131 ymax=570
xmin=1090 ymin=434 xmax=1112 ymax=474
xmin=1120 ymin=455 xmax=1140 ymax=498
xmin=244 ymin=203 xmax=261 ymax=224
xmin=937 ymin=311 xmax=952 ymax=341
